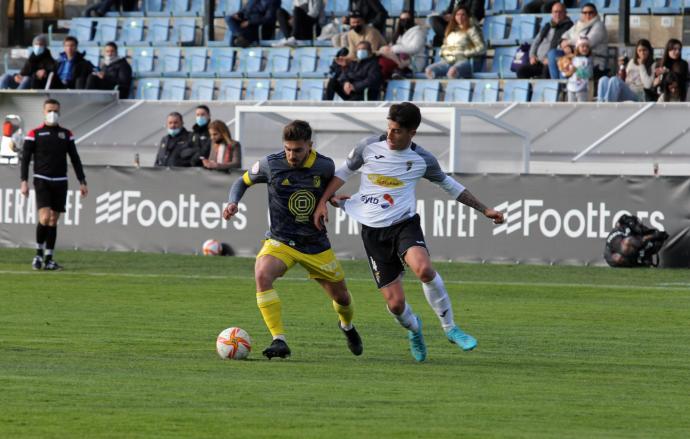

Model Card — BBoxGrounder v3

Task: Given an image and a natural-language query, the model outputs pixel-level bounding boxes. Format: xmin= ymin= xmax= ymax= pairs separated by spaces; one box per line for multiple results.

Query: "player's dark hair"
xmin=196 ymin=104 xmax=210 ymax=115
xmin=283 ymin=120 xmax=312 ymax=141
xmin=105 ymin=41 xmax=118 ymax=51
xmin=64 ymin=36 xmax=79 ymax=46
xmin=44 ymin=98 xmax=60 ymax=108
xmin=388 ymin=102 xmax=421 ymax=130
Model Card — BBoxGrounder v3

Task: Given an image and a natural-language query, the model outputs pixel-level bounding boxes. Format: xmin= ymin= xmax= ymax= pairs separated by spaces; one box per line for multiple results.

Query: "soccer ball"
xmin=202 ymin=239 xmax=222 ymax=255
xmin=216 ymin=327 xmax=252 ymax=360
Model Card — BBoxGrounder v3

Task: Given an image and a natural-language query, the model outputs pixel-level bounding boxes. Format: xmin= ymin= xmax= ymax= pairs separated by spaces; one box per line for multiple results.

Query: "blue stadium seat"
xmin=649 ymin=0 xmax=682 ymax=14
xmin=298 ymin=79 xmax=324 ymax=100
xmin=412 ymin=80 xmax=441 ymax=102
xmin=207 ymin=47 xmax=238 ymax=77
xmin=325 ymin=0 xmax=349 ymax=17
xmin=136 ymin=79 xmax=160 ymax=99
xmin=167 ymin=0 xmax=193 ymax=16
xmin=227 ymin=48 xmax=264 ymax=78
xmin=471 ymin=80 xmax=499 ymax=102
xmin=433 ymin=0 xmax=451 ymax=14
xmin=93 ymin=18 xmax=118 ymax=45
xmin=681 ymin=47 xmax=690 ymax=63
xmin=190 ymin=79 xmax=215 ymax=100
xmin=508 ymin=15 xmax=538 ymax=45
xmin=502 ymin=79 xmax=530 ymax=102
xmin=184 ymin=47 xmax=208 ymax=76
xmin=256 ymin=48 xmax=291 ymax=77
xmin=190 ymin=0 xmax=204 ymax=16
xmin=245 ymin=79 xmax=271 ymax=100
xmin=275 ymin=47 xmax=317 ymax=78
xmin=530 ymin=80 xmax=560 ymax=102
xmin=416 ymin=0 xmax=433 ymax=16
xmin=384 ymin=80 xmax=412 ymax=101
xmin=161 ymin=78 xmax=187 ymax=100
xmin=69 ymin=18 xmax=94 ymax=45
xmin=84 ymin=46 xmax=101 ymax=67
xmin=120 ymin=18 xmax=145 ymax=45
xmin=158 ymin=47 xmax=183 ymax=76
xmin=592 ymin=0 xmax=620 ymax=15
xmin=271 ymin=79 xmax=298 ymax=100
xmin=382 ymin=0 xmax=405 ymax=16
xmin=217 ymin=79 xmax=243 ymax=100
xmin=281 ymin=0 xmax=294 ymax=12
xmin=146 ymin=18 xmax=170 ymax=45
xmin=216 ymin=0 xmax=241 ymax=17
xmin=132 ymin=47 xmax=155 ymax=75
xmin=144 ymin=0 xmax=166 ymax=16
xmin=301 ymin=47 xmax=337 ymax=78
xmin=630 ymin=0 xmax=651 ymax=14
xmin=172 ymin=18 xmax=197 ymax=45
xmin=474 ymin=46 xmax=517 ymax=79
xmin=444 ymin=80 xmax=471 ymax=102
xmin=207 ymin=21 xmax=233 ymax=46
xmin=492 ymin=0 xmax=520 ymax=14
xmin=483 ymin=15 xmax=511 ymax=46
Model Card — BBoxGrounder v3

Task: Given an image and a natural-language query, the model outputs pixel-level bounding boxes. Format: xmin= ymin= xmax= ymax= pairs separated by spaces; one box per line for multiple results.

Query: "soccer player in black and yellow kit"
xmin=222 ymin=120 xmax=363 ymax=359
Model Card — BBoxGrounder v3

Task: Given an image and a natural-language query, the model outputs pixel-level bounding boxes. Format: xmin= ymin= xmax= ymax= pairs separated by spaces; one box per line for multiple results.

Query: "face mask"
xmin=356 ymin=49 xmax=369 ymax=60
xmin=33 ymin=45 xmax=45 ymax=56
xmin=45 ymin=111 xmax=59 ymax=125
xmin=196 ymin=116 xmax=208 ymax=127
xmin=168 ymin=128 xmax=181 ymax=137
xmin=351 ymin=25 xmax=363 ymax=34
xmin=103 ymin=56 xmax=114 ymax=66
xmin=399 ymin=19 xmax=414 ymax=31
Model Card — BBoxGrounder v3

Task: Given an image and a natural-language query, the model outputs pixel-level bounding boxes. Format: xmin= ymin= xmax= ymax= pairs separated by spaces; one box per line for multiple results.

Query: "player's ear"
xmin=409 ymin=129 xmax=417 ymax=138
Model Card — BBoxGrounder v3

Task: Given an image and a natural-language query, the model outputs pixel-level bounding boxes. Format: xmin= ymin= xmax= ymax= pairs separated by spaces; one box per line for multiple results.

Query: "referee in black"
xmin=20 ymin=98 xmax=88 ymax=270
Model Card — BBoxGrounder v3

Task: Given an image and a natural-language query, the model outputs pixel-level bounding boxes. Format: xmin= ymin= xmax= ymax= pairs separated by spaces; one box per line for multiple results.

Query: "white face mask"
xmin=45 ymin=111 xmax=59 ymax=126
xmin=103 ymin=55 xmax=114 ymax=66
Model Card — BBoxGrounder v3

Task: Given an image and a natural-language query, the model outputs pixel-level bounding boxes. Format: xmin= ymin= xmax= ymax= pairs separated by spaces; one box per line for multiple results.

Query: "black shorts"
xmin=34 ymin=178 xmax=68 ymax=212
xmin=361 ymin=214 xmax=428 ymax=288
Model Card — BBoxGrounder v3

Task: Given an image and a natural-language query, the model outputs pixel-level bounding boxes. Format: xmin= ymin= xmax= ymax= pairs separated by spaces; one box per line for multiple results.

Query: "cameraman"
xmin=604 ymin=215 xmax=668 ymax=267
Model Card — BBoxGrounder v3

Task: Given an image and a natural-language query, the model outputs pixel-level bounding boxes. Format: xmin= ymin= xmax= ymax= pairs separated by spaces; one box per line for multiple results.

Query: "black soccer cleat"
xmin=32 ymin=256 xmax=43 ymax=270
xmin=339 ymin=322 xmax=363 ymax=356
xmin=262 ymin=339 xmax=291 ymax=360
xmin=43 ymin=259 xmax=63 ymax=271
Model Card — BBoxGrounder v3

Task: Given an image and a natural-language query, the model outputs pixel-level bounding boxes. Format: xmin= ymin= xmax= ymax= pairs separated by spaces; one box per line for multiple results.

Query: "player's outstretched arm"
xmin=457 ymin=189 xmax=505 ymax=224
xmin=313 ymin=176 xmax=346 ymax=231
xmin=223 ymin=177 xmax=250 ymax=220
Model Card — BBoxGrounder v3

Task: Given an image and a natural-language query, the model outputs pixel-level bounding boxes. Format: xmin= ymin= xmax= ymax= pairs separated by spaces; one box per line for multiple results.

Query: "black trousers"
xmin=517 ymin=61 xmax=548 ymax=79
xmin=325 ymin=78 xmax=365 ymax=101
xmin=277 ymin=6 xmax=317 ymax=40
xmin=429 ymin=15 xmax=448 ymax=47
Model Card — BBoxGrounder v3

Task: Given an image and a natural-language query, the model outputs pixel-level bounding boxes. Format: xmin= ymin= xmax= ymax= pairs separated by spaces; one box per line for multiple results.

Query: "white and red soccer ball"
xmin=216 ymin=327 xmax=252 ymax=360
xmin=202 ymin=239 xmax=222 ymax=255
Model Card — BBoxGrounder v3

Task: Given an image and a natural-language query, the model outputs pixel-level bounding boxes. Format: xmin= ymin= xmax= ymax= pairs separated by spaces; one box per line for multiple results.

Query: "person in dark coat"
xmin=225 ymin=0 xmax=281 ymax=47
xmin=429 ymin=0 xmax=484 ymax=47
xmin=189 ymin=105 xmax=212 ymax=167
xmin=347 ymin=0 xmax=389 ymax=36
xmin=85 ymin=42 xmax=132 ymax=99
xmin=517 ymin=2 xmax=573 ymax=79
xmin=0 ymin=35 xmax=55 ymax=90
xmin=325 ymin=41 xmax=382 ymax=101
xmin=50 ymin=36 xmax=93 ymax=90
xmin=154 ymin=112 xmax=195 ymax=167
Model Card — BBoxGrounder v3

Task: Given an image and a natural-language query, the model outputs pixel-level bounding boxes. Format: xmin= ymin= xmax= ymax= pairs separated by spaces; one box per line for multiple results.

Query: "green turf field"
xmin=1 ymin=248 xmax=689 ymax=438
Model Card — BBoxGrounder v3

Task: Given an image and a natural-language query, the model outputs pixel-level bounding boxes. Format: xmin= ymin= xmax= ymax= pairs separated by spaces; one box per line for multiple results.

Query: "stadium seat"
xmin=508 ymin=15 xmax=538 ymax=45
xmin=69 ymin=18 xmax=94 ymax=45
xmin=160 ymin=78 xmax=187 ymax=100
xmin=120 ymin=18 xmax=145 ymax=45
xmin=297 ymin=79 xmax=325 ymax=100
xmin=630 ymin=0 xmax=651 ymax=14
xmin=184 ymin=47 xmax=208 ymax=76
xmin=132 ymin=47 xmax=155 ymax=75
xmin=415 ymin=0 xmax=433 ymax=16
xmin=93 ymin=18 xmax=118 ymax=45
xmin=207 ymin=47 xmax=238 ymax=77
xmin=171 ymin=18 xmax=197 ymax=45
xmin=649 ymin=0 xmax=682 ymax=14
xmin=245 ymin=79 xmax=270 ymax=100
xmin=190 ymin=79 xmax=215 ymax=100
xmin=275 ymin=47 xmax=317 ymax=78
xmin=444 ymin=80 xmax=471 ymax=102
xmin=167 ymin=0 xmax=194 ymax=16
xmin=471 ymin=80 xmax=499 ymax=102
xmin=271 ymin=79 xmax=298 ymax=100
xmin=502 ymin=79 xmax=530 ymax=102
xmin=474 ymin=46 xmax=517 ymax=79
xmin=325 ymin=0 xmax=349 ymax=17
xmin=384 ymin=80 xmax=412 ymax=101
xmin=144 ymin=0 xmax=166 ymax=16
xmin=190 ymin=0 xmax=203 ymax=16
xmin=301 ymin=47 xmax=337 ymax=78
xmin=483 ymin=15 xmax=511 ymax=46
xmin=256 ymin=48 xmax=291 ymax=77
xmin=594 ymin=0 xmax=620 ymax=15
xmin=382 ymin=0 xmax=405 ymax=16
xmin=136 ymin=79 xmax=161 ymax=99
xmin=84 ymin=46 xmax=101 ymax=66
xmin=492 ymin=0 xmax=520 ymax=14
xmin=146 ymin=18 xmax=171 ymax=45
xmin=216 ymin=0 xmax=241 ymax=17
xmin=412 ymin=80 xmax=441 ymax=102
xmin=433 ymin=0 xmax=451 ymax=14
xmin=228 ymin=48 xmax=264 ymax=78
xmin=217 ymin=79 xmax=243 ymax=100
xmin=530 ymin=80 xmax=561 ymax=102
xmin=158 ymin=47 xmax=183 ymax=76
xmin=682 ymin=47 xmax=690 ymax=63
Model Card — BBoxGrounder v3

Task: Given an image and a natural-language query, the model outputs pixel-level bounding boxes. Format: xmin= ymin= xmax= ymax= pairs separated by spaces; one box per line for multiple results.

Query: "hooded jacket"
xmin=155 ymin=128 xmax=194 ymax=167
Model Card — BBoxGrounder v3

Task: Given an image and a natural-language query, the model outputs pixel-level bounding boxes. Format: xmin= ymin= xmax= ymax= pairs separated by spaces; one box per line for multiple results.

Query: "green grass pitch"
xmin=1 ymin=248 xmax=690 ymax=438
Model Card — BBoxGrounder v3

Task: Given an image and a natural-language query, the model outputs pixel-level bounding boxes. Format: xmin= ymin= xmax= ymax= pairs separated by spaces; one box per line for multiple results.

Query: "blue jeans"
xmin=0 ymin=73 xmax=31 ymax=89
xmin=547 ymin=48 xmax=564 ymax=80
xmin=426 ymin=58 xmax=481 ymax=79
xmin=597 ymin=76 xmax=640 ymax=102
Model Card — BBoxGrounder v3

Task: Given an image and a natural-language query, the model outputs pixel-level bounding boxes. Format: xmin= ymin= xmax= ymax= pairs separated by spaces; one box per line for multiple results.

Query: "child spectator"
xmin=564 ymin=37 xmax=592 ymax=102
xmin=658 ymin=72 xmax=682 ymax=103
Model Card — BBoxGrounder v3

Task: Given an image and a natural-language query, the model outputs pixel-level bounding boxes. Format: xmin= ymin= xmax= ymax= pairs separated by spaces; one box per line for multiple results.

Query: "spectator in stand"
xmin=201 ymin=120 xmax=242 ymax=171
xmin=340 ymin=13 xmax=387 ymax=60
xmin=225 ymin=0 xmax=281 ymax=47
xmin=429 ymin=0 xmax=484 ymax=47
xmin=652 ymin=39 xmax=688 ymax=102
xmin=597 ymin=39 xmax=654 ymax=102
xmin=658 ymin=72 xmax=682 ymax=103
xmin=325 ymin=41 xmax=382 ymax=101
xmin=522 ymin=0 xmax=576 ymax=13
xmin=154 ymin=112 xmax=195 ymax=167
xmin=564 ymin=37 xmax=592 ymax=102
xmin=377 ymin=11 xmax=428 ymax=79
xmin=0 ymin=35 xmax=54 ymax=90
xmin=273 ymin=0 xmax=324 ymax=46
xmin=85 ymin=42 xmax=132 ymax=99
xmin=516 ymin=2 xmax=572 ymax=79
xmin=346 ymin=0 xmax=389 ymax=36
xmin=50 ymin=37 xmax=93 ymax=90
xmin=84 ymin=0 xmax=137 ymax=17
xmin=560 ymin=3 xmax=608 ymax=80
xmin=190 ymin=105 xmax=212 ymax=167
xmin=425 ymin=6 xmax=485 ymax=79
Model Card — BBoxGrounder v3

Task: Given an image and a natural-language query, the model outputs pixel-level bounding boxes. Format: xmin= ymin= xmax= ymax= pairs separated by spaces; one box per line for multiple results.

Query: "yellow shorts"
xmin=256 ymin=239 xmax=345 ymax=283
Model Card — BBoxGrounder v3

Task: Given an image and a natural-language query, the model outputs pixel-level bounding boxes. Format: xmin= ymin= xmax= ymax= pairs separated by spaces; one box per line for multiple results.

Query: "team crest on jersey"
xmin=58 ymin=132 xmax=66 ymax=140
xmin=406 ymin=161 xmax=413 ymax=171
xmin=281 ymin=178 xmax=291 ymax=186
xmin=251 ymin=161 xmax=260 ymax=174
xmin=367 ymin=174 xmax=404 ymax=188
xmin=313 ymin=176 xmax=321 ymax=188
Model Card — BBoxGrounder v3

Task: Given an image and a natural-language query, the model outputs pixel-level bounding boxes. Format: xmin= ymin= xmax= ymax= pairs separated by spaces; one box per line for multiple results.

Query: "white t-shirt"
xmin=335 ymin=136 xmax=466 ymax=228
xmin=567 ymin=55 xmax=592 ymax=93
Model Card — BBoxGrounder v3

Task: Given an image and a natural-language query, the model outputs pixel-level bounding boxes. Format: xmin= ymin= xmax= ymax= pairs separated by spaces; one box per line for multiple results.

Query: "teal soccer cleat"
xmin=407 ymin=315 xmax=427 ymax=362
xmin=446 ymin=326 xmax=477 ymax=351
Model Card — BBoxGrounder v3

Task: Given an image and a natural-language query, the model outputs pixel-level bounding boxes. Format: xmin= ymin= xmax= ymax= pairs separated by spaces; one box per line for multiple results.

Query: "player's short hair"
xmin=196 ymin=104 xmax=210 ymax=115
xmin=105 ymin=41 xmax=118 ymax=51
xmin=44 ymin=98 xmax=60 ymax=109
xmin=283 ymin=120 xmax=312 ymax=141
xmin=388 ymin=102 xmax=421 ymax=131
xmin=168 ymin=111 xmax=183 ymax=122
xmin=63 ymin=36 xmax=79 ymax=46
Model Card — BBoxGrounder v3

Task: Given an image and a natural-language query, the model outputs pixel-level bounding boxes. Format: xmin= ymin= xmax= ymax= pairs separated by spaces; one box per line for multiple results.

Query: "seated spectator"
xmin=425 ymin=6 xmax=485 ymax=79
xmin=559 ymin=3 xmax=608 ymax=80
xmin=658 ymin=72 xmax=682 ymax=103
xmin=0 ymin=35 xmax=54 ymax=90
xmin=564 ymin=37 xmax=592 ymax=102
xmin=190 ymin=105 xmax=212 ymax=167
xmin=225 ymin=0 xmax=281 ymax=47
xmin=597 ymin=39 xmax=653 ymax=102
xmin=154 ymin=112 xmax=195 ymax=167
xmin=522 ymin=0 xmax=576 ymax=13
xmin=340 ymin=13 xmax=387 ymax=60
xmin=201 ymin=120 xmax=242 ymax=171
xmin=325 ymin=41 xmax=382 ymax=101
xmin=517 ymin=2 xmax=572 ymax=80
xmin=49 ymin=37 xmax=93 ymax=90
xmin=652 ymin=39 xmax=689 ymax=102
xmin=273 ymin=0 xmax=323 ymax=46
xmin=84 ymin=0 xmax=137 ymax=17
xmin=85 ymin=42 xmax=132 ymax=99
xmin=429 ymin=0 xmax=484 ymax=47
xmin=377 ymin=11 xmax=428 ymax=79
xmin=346 ymin=0 xmax=388 ymax=36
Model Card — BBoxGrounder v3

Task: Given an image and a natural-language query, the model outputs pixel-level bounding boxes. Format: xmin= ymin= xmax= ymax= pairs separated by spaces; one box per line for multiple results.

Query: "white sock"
xmin=388 ymin=302 xmax=419 ymax=333
xmin=273 ymin=335 xmax=286 ymax=342
xmin=422 ymin=272 xmax=456 ymax=332
xmin=339 ymin=321 xmax=353 ymax=331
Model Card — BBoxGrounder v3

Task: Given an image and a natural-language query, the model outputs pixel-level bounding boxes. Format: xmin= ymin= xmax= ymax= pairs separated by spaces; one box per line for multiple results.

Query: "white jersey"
xmin=335 ymin=136 xmax=466 ymax=228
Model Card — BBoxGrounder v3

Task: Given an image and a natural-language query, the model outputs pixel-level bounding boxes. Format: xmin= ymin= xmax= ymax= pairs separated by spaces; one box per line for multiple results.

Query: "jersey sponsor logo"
xmin=367 ymin=174 xmax=404 ymax=188
xmin=381 ymin=194 xmax=394 ymax=209
xmin=374 ymin=154 xmax=385 ymax=159
xmin=406 ymin=161 xmax=413 ymax=171
xmin=38 ymin=132 xmax=50 ymax=136
xmin=281 ymin=178 xmax=291 ymax=186
xmin=360 ymin=194 xmax=379 ymax=205
xmin=251 ymin=161 xmax=260 ymax=174
xmin=288 ymin=190 xmax=316 ymax=223
xmin=58 ymin=132 xmax=66 ymax=139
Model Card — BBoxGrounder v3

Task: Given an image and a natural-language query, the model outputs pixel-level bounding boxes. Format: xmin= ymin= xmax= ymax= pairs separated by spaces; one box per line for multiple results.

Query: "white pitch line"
xmin=1 ymin=270 xmax=689 ymax=291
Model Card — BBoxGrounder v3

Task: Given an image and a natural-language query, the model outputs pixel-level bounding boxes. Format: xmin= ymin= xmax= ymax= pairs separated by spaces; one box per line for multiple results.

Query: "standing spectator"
xmin=325 ymin=41 xmax=382 ymax=101
xmin=342 ymin=13 xmax=387 ymax=60
xmin=517 ymin=2 xmax=572 ymax=79
xmin=378 ymin=11 xmax=428 ymax=79
xmin=273 ymin=0 xmax=324 ymax=46
xmin=560 ymin=3 xmax=608 ymax=79
xmin=425 ymin=6 xmax=485 ymax=79
xmin=154 ymin=112 xmax=194 ymax=167
xmin=50 ymin=37 xmax=93 ymax=90
xmin=652 ymin=39 xmax=689 ymax=102
xmin=190 ymin=105 xmax=212 ymax=166
xmin=201 ymin=120 xmax=242 ymax=171
xmin=429 ymin=0 xmax=484 ymax=47
xmin=20 ymin=98 xmax=88 ymax=271
xmin=0 ymin=35 xmax=54 ymax=90
xmin=347 ymin=0 xmax=388 ymax=36
xmin=225 ymin=0 xmax=281 ymax=47
xmin=564 ymin=37 xmax=592 ymax=102
xmin=597 ymin=39 xmax=654 ymax=102
xmin=657 ymin=72 xmax=682 ymax=102
xmin=85 ymin=42 xmax=132 ymax=99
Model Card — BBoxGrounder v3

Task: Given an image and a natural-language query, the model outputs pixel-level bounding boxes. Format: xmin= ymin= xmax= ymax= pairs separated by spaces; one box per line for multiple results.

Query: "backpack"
xmin=510 ymin=43 xmax=531 ymax=73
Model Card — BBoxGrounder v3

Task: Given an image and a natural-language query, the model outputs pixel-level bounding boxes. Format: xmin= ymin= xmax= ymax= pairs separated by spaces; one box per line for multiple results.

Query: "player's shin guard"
xmin=256 ymin=289 xmax=285 ymax=339
xmin=35 ymin=224 xmax=48 ymax=256
xmin=332 ymin=298 xmax=354 ymax=330
xmin=388 ymin=302 xmax=419 ymax=333
xmin=422 ymin=272 xmax=456 ymax=332
xmin=45 ymin=226 xmax=57 ymax=260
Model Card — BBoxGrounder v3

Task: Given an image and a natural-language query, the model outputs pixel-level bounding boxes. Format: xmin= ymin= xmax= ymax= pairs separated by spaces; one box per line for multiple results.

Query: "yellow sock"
xmin=332 ymin=298 xmax=354 ymax=328
xmin=256 ymin=289 xmax=284 ymax=337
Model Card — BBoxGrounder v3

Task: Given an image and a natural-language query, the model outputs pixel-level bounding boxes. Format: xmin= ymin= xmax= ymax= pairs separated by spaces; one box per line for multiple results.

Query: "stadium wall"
xmin=0 ymin=166 xmax=689 ymax=267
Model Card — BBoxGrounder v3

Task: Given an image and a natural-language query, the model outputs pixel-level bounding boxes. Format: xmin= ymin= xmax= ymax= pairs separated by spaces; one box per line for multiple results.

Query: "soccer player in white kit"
xmin=313 ymin=102 xmax=504 ymax=362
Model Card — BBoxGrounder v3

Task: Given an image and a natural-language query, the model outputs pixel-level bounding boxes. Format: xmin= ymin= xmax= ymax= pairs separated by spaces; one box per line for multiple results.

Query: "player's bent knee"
xmin=416 ymin=266 xmax=436 ymax=283
xmin=388 ymin=300 xmax=406 ymax=315
xmin=255 ymin=270 xmax=276 ymax=291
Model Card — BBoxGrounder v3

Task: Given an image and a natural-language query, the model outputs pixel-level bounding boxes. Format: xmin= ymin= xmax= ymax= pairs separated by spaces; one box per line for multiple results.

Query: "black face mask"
xmin=398 ymin=19 xmax=414 ymax=33
xmin=351 ymin=25 xmax=363 ymax=34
